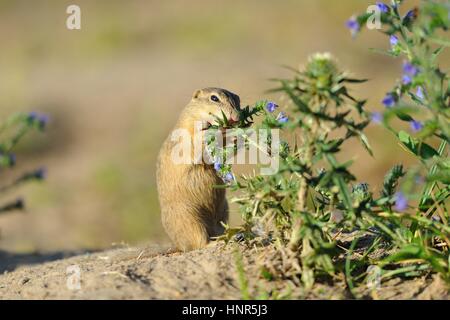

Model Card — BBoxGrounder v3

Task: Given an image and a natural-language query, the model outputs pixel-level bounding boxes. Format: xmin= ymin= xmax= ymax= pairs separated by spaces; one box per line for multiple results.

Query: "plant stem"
xmin=289 ymin=119 xmax=316 ymax=251
xmin=420 ymin=140 xmax=448 ymax=209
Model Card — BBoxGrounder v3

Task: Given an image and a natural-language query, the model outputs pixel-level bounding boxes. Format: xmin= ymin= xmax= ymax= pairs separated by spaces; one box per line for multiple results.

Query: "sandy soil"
xmin=0 ymin=243 xmax=448 ymax=300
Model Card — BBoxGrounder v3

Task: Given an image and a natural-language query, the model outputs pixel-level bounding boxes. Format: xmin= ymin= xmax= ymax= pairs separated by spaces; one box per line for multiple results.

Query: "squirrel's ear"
xmin=192 ymin=89 xmax=201 ymax=99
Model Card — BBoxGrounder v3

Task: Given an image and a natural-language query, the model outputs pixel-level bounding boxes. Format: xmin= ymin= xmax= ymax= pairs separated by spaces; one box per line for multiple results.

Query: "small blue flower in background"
xmin=28 ymin=112 xmax=49 ymax=130
xmin=277 ymin=112 xmax=289 ymax=124
xmin=214 ymin=161 xmax=222 ymax=172
xmin=382 ymin=93 xmax=396 ymax=108
xmin=371 ymin=112 xmax=383 ymax=124
xmin=403 ymin=61 xmax=419 ymax=76
xmin=410 ymin=120 xmax=423 ymax=133
xmin=402 ymin=75 xmax=412 ymax=85
xmin=38 ymin=114 xmax=49 ymax=130
xmin=416 ymin=86 xmax=425 ymax=100
xmin=394 ymin=192 xmax=408 ymax=211
xmin=404 ymin=9 xmax=417 ymax=20
xmin=34 ymin=167 xmax=47 ymax=180
xmin=401 ymin=62 xmax=419 ymax=86
xmin=223 ymin=172 xmax=234 ymax=183
xmin=265 ymin=101 xmax=278 ymax=113
xmin=415 ymin=175 xmax=425 ymax=185
xmin=376 ymin=2 xmax=390 ymax=13
xmin=8 ymin=153 xmax=16 ymax=167
xmin=390 ymin=35 xmax=399 ymax=47
xmin=15 ymin=198 xmax=25 ymax=210
xmin=346 ymin=17 xmax=360 ymax=36
xmin=432 ymin=215 xmax=441 ymax=222
xmin=28 ymin=112 xmax=38 ymax=121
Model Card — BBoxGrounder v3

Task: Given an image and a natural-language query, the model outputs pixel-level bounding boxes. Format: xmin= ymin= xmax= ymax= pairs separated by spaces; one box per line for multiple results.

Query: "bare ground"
xmin=0 ymin=243 xmax=448 ymax=300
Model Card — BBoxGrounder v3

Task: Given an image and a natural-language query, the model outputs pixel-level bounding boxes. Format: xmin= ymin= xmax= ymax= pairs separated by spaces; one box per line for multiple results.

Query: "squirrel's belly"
xmin=157 ymin=158 xmax=225 ymax=211
xmin=185 ymin=165 xmax=225 ymax=209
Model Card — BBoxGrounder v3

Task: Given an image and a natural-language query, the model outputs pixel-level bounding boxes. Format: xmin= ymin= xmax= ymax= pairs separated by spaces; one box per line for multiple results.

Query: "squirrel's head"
xmin=183 ymin=87 xmax=241 ymax=129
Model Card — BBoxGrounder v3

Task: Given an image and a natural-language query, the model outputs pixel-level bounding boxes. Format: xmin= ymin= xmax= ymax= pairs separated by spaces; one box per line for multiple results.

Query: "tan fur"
xmin=156 ymin=88 xmax=240 ymax=251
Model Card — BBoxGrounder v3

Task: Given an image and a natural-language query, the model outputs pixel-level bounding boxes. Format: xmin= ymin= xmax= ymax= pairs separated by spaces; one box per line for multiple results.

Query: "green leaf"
xmin=383 ymin=105 xmax=418 ymax=123
xmin=332 ymin=175 xmax=353 ymax=212
xmin=368 ymin=47 xmax=398 ymax=57
xmin=398 ymin=130 xmax=415 ymax=152
xmin=341 ymin=78 xmax=368 ymax=83
xmin=395 ymin=112 xmax=414 ymax=122
xmin=398 ymin=130 xmax=439 ymax=159
xmin=429 ymin=36 xmax=450 ymax=47
xmin=359 ymin=132 xmax=373 ymax=156
xmin=260 ymin=267 xmax=274 ymax=281
xmin=431 ymin=46 xmax=445 ymax=62
xmin=427 ymin=168 xmax=450 ymax=184
xmin=383 ymin=244 xmax=422 ymax=263
xmin=279 ymin=80 xmax=310 ymax=114
xmin=381 ymin=164 xmax=405 ymax=198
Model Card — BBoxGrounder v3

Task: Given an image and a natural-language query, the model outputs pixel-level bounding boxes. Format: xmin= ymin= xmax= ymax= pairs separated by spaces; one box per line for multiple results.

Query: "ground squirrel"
xmin=156 ymin=88 xmax=241 ymax=251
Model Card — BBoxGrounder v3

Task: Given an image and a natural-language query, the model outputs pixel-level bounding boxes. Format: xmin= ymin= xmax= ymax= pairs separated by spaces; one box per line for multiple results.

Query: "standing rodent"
xmin=156 ymin=88 xmax=241 ymax=251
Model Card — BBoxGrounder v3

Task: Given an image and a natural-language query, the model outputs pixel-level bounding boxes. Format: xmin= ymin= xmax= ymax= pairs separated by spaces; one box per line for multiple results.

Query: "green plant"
xmin=209 ymin=1 xmax=449 ymax=296
xmin=0 ymin=112 xmax=48 ymax=215
xmin=347 ymin=0 xmax=449 ymax=283
xmin=222 ymin=53 xmax=374 ymax=289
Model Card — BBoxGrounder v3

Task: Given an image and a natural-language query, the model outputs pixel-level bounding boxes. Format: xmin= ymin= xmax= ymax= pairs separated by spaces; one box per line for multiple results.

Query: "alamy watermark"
xmin=347 ymin=3 xmax=384 ymax=36
xmin=66 ymin=264 xmax=81 ymax=290
xmin=366 ymin=5 xmax=382 ymax=30
xmin=366 ymin=265 xmax=381 ymax=291
xmin=66 ymin=5 xmax=81 ymax=30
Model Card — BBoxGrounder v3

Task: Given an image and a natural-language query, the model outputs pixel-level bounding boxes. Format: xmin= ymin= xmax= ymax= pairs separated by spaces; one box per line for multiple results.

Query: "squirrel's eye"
xmin=210 ymin=95 xmax=220 ymax=103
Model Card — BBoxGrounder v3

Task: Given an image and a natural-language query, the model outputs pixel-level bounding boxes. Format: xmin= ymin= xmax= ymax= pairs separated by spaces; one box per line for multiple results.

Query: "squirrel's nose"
xmin=229 ymin=114 xmax=239 ymax=124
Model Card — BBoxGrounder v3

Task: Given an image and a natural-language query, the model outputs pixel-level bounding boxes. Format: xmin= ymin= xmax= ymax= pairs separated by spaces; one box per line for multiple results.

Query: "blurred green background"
xmin=1 ymin=0 xmax=443 ymax=252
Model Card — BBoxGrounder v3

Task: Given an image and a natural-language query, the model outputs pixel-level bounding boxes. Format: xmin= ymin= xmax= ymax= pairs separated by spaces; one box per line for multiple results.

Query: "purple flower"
xmin=394 ymin=192 xmax=408 ymax=211
xmin=277 ymin=112 xmax=289 ymax=124
xmin=402 ymin=75 xmax=412 ymax=85
xmin=8 ymin=153 xmax=16 ymax=167
xmin=403 ymin=61 xmax=419 ymax=76
xmin=404 ymin=9 xmax=417 ymax=21
xmin=34 ymin=167 xmax=47 ymax=180
xmin=416 ymin=86 xmax=425 ymax=100
xmin=223 ymin=172 xmax=234 ymax=183
xmin=410 ymin=120 xmax=423 ymax=133
xmin=14 ymin=198 xmax=25 ymax=210
xmin=415 ymin=175 xmax=425 ymax=185
xmin=346 ymin=17 xmax=360 ymax=36
xmin=390 ymin=35 xmax=399 ymax=47
xmin=38 ymin=114 xmax=49 ymax=129
xmin=382 ymin=93 xmax=396 ymax=108
xmin=28 ymin=112 xmax=49 ymax=130
xmin=432 ymin=215 xmax=441 ymax=222
xmin=376 ymin=2 xmax=390 ymax=13
xmin=401 ymin=62 xmax=419 ymax=86
xmin=28 ymin=112 xmax=38 ymax=121
xmin=371 ymin=112 xmax=383 ymax=124
xmin=265 ymin=101 xmax=278 ymax=113
xmin=214 ymin=162 xmax=222 ymax=172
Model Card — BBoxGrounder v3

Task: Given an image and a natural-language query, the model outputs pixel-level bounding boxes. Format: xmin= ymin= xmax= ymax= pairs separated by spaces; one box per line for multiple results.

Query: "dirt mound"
xmin=0 ymin=244 xmax=448 ymax=299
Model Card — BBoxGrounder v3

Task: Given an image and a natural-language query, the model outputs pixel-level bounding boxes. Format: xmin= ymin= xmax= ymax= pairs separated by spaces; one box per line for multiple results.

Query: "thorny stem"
xmin=289 ymin=117 xmax=318 ymax=251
